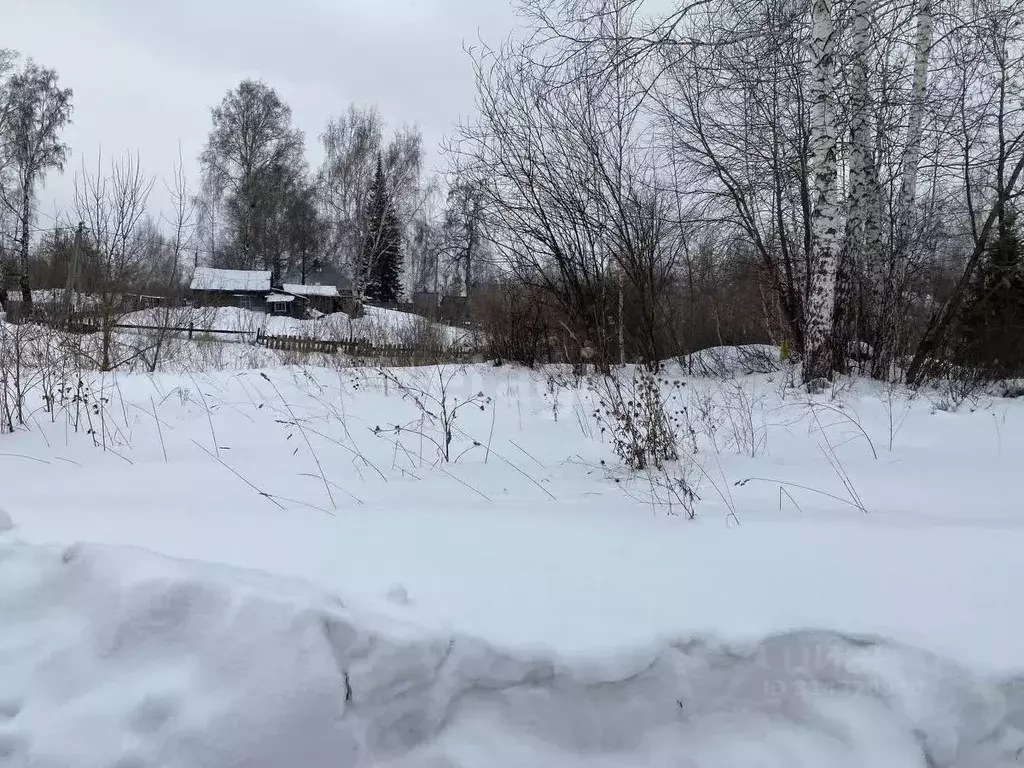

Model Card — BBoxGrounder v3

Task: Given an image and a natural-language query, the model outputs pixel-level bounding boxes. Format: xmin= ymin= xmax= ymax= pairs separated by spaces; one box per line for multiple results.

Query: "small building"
xmin=284 ymin=262 xmax=357 ymax=315
xmin=282 ymin=283 xmax=339 ymax=315
xmin=190 ymin=268 xmax=273 ymax=313
xmin=265 ymin=292 xmax=302 ymax=317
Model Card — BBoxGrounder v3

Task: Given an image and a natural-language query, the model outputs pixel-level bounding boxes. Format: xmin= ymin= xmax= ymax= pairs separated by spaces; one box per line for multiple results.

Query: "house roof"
xmin=282 ymin=283 xmax=339 ymax=298
xmin=283 ymin=264 xmax=352 ymax=290
xmin=190 ymin=267 xmax=272 ymax=293
xmin=265 ymin=293 xmax=295 ymax=303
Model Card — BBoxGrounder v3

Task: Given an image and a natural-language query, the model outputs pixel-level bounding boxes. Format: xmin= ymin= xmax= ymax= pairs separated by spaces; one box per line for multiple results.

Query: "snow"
xmin=284 ymin=283 xmax=340 ymax=298
xmin=1 ymin=359 xmax=1023 ymax=765
xmin=189 ymin=267 xmax=272 ymax=293
xmin=118 ymin=305 xmax=478 ymax=347
xmin=265 ymin=293 xmax=295 ymax=303
xmin=3 ymin=536 xmax=1023 ymax=767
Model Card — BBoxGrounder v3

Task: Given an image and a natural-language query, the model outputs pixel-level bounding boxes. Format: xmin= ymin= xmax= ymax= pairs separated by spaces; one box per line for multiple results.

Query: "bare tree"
xmin=441 ymin=178 xmax=487 ymax=302
xmin=138 ymin=149 xmax=197 ymax=372
xmin=905 ymin=0 xmax=1024 ymax=383
xmin=0 ymin=59 xmax=72 ymax=315
xmin=657 ymin=0 xmax=818 ymax=357
xmin=71 ymin=152 xmax=155 ymax=371
xmin=452 ymin=0 xmax=688 ymax=366
xmin=200 ymin=80 xmax=304 ymax=271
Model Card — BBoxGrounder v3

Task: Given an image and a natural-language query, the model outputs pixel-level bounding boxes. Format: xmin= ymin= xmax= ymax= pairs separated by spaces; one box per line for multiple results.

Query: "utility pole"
xmin=63 ymin=222 xmax=84 ymax=322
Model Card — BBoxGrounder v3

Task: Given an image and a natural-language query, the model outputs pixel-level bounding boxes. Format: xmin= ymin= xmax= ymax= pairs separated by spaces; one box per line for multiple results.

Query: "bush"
xmin=590 ymin=366 xmax=684 ymax=471
xmin=474 ymin=281 xmax=554 ymax=367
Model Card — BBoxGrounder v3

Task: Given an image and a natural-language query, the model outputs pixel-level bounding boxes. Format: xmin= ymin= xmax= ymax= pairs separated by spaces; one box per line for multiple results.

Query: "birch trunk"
xmin=19 ymin=177 xmax=34 ymax=314
xmin=836 ymin=0 xmax=883 ymax=373
xmin=876 ymin=0 xmax=932 ymax=378
xmin=898 ymin=0 xmax=933 ymax=234
xmin=803 ymin=0 xmax=841 ymax=383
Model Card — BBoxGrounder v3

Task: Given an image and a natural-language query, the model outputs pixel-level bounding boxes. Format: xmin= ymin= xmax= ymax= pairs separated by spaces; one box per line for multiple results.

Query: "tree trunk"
xmin=803 ymin=0 xmax=841 ymax=383
xmin=898 ymin=0 xmax=933 ymax=238
xmin=0 ymin=260 xmax=8 ymax=313
xmin=20 ymin=181 xmax=33 ymax=315
xmin=835 ymin=0 xmax=882 ymax=374
xmin=905 ymin=120 xmax=1024 ymax=385
xmin=877 ymin=0 xmax=932 ymax=378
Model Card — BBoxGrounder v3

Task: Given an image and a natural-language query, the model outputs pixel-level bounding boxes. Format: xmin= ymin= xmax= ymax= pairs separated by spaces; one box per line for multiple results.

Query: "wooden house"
xmin=281 ymin=283 xmax=339 ymax=315
xmin=190 ymin=268 xmax=273 ymax=312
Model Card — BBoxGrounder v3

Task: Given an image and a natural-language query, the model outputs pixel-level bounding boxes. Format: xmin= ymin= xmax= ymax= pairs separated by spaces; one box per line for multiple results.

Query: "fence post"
xmin=188 ymin=322 xmax=194 ymax=340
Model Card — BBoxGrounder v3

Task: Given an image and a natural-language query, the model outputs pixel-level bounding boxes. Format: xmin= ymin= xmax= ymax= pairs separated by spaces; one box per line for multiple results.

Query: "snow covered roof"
xmin=190 ymin=268 xmax=272 ymax=293
xmin=265 ymin=293 xmax=295 ymax=303
xmin=282 ymin=283 xmax=339 ymax=298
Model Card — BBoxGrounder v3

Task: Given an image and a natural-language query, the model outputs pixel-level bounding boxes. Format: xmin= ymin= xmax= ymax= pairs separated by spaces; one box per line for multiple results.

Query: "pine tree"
xmin=958 ymin=210 xmax=1024 ymax=377
xmin=361 ymin=156 xmax=403 ymax=302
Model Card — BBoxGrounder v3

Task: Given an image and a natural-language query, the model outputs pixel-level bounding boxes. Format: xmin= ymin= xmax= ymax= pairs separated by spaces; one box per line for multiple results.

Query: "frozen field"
xmin=1 ymin=355 xmax=1022 ymax=766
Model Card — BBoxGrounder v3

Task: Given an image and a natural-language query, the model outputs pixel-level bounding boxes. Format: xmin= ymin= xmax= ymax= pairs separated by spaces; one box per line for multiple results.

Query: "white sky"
xmin=2 ymin=0 xmax=519 ymax=224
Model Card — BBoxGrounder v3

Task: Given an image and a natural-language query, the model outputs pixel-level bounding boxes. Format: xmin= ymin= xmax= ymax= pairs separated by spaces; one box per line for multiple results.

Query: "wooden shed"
xmin=190 ymin=268 xmax=273 ymax=313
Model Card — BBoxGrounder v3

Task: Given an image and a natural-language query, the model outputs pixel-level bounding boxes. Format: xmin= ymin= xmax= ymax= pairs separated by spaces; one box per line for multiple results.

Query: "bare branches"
xmin=71 ymin=151 xmax=156 ymax=371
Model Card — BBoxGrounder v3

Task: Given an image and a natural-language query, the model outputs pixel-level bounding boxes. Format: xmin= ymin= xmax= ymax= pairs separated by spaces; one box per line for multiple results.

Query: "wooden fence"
xmin=49 ymin=318 xmax=483 ymax=361
xmin=255 ymin=329 xmax=482 ymax=360
xmin=60 ymin=318 xmax=256 ymax=339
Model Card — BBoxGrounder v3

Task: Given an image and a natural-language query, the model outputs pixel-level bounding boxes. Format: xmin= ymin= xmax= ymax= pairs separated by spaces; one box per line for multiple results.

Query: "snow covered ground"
xmin=1 ymin=358 xmax=1023 ymax=766
xmin=119 ymin=305 xmax=477 ymax=346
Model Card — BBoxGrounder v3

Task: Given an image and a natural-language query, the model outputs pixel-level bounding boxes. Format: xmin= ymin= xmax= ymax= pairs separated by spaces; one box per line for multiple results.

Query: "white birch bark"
xmin=803 ymin=0 xmax=841 ymax=383
xmin=838 ymin=0 xmax=883 ymax=371
xmin=898 ymin=0 xmax=933 ymax=232
xmin=876 ymin=0 xmax=932 ymax=377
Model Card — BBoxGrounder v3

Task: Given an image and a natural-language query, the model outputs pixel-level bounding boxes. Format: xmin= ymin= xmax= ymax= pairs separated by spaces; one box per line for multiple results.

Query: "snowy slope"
xmin=1 ymin=363 xmax=1023 ymax=765
xmin=3 ymin=537 xmax=1023 ymax=768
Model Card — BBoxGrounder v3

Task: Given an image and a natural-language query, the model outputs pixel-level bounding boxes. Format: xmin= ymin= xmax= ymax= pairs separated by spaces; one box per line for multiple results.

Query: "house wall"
xmin=193 ymin=290 xmax=268 ymax=314
xmin=303 ymin=295 xmax=337 ymax=315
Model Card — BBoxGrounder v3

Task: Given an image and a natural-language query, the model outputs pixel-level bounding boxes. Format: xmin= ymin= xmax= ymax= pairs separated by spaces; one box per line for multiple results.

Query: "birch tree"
xmin=200 ymin=80 xmax=304 ymax=271
xmin=802 ymin=0 xmax=841 ymax=382
xmin=869 ymin=0 xmax=933 ymax=377
xmin=1 ymin=60 xmax=72 ymax=315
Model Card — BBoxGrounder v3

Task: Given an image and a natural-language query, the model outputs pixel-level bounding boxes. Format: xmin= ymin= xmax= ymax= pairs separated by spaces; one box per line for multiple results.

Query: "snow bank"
xmin=1 ymin=535 xmax=1022 ymax=768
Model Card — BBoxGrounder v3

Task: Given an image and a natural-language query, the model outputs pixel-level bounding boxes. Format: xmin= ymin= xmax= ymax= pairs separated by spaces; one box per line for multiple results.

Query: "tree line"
xmin=0 ymin=60 xmax=486 ymax=320
xmin=2 ymin=0 xmax=1022 ymax=387
xmin=450 ymin=0 xmax=1024 ymax=385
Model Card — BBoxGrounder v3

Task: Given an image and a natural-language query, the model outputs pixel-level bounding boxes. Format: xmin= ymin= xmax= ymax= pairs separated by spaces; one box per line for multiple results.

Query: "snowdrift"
xmin=2 ymin=536 xmax=1021 ymax=768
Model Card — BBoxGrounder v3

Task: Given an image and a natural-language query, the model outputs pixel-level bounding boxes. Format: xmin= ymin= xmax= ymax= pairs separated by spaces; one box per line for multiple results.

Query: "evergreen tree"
xmin=361 ymin=156 xmax=403 ymax=302
xmin=958 ymin=209 xmax=1024 ymax=377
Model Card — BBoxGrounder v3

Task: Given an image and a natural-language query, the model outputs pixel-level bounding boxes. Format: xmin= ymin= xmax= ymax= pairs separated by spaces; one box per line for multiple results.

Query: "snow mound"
xmin=1 ymin=537 xmax=1022 ymax=767
xmin=680 ymin=344 xmax=782 ymax=377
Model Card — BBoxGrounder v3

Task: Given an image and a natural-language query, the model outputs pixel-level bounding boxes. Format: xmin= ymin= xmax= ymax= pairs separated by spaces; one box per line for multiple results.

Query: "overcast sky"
xmin=3 ymin=0 xmax=518 ymax=223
